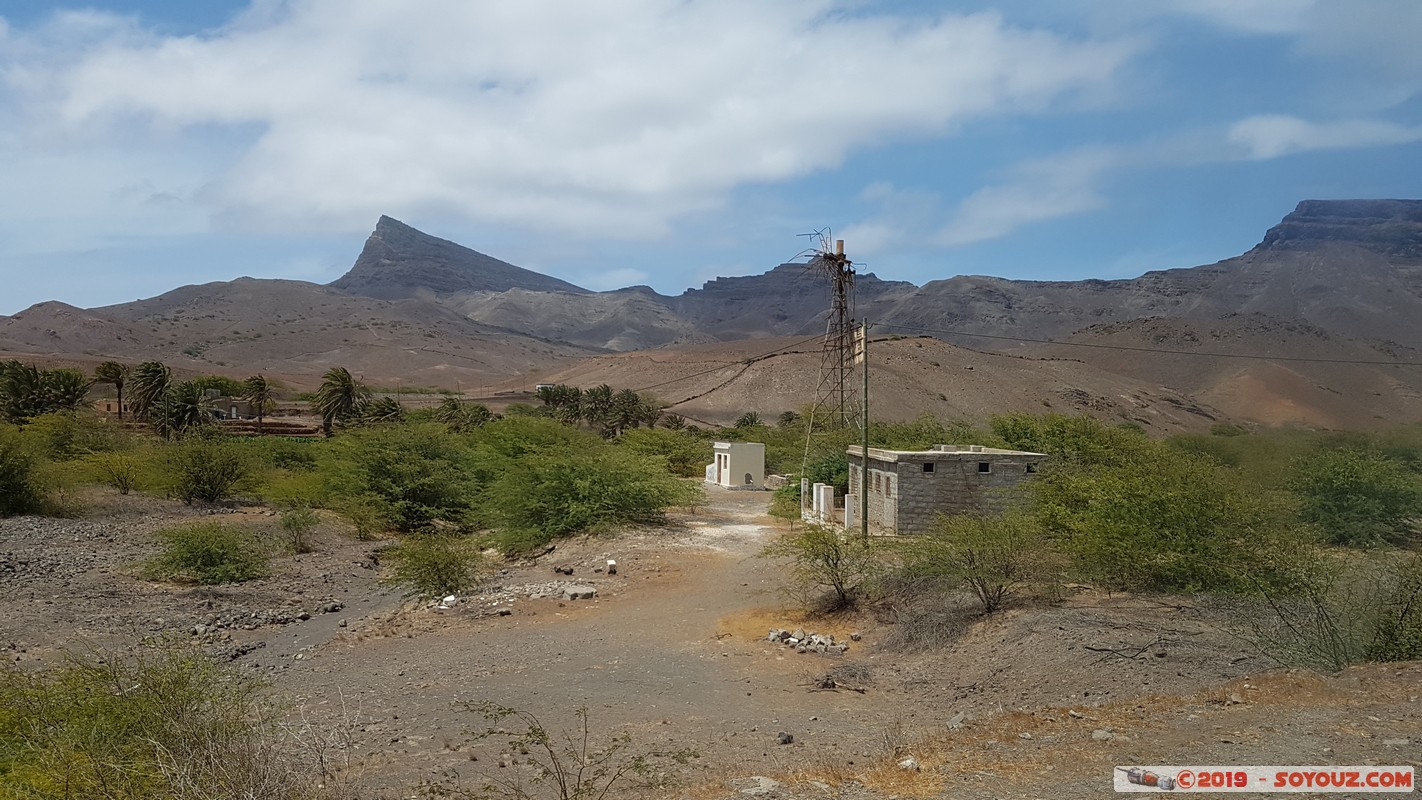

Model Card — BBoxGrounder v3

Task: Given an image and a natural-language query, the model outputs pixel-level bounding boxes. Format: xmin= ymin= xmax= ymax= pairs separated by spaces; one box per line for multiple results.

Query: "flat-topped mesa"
xmin=1253 ymin=199 xmax=1422 ymax=261
xmin=329 ymin=215 xmax=588 ymax=300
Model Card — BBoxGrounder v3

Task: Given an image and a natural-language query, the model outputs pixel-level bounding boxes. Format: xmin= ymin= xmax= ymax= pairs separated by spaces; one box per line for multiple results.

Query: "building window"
xmin=977 ymin=462 xmax=991 ymax=474
xmin=1025 ymin=463 xmax=1037 ymax=474
xmin=922 ymin=462 xmax=935 ymax=473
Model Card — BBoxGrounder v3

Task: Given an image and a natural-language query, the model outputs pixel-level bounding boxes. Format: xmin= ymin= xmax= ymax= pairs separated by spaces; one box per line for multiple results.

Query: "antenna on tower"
xmin=798 ymin=230 xmax=858 ymax=429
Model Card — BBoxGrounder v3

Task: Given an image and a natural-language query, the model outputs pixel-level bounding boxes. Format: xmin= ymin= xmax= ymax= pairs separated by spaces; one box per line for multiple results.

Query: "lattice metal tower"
xmin=804 ymin=234 xmax=859 ymax=429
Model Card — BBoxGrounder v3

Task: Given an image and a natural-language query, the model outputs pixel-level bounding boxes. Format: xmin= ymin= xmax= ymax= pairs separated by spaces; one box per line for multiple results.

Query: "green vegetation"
xmin=0 ymin=425 xmax=42 ymax=515
xmin=482 ymin=439 xmax=702 ymax=554
xmin=0 ymin=360 xmax=93 ymax=423
xmin=325 ymin=423 xmax=478 ymax=532
xmin=763 ymin=412 xmax=1422 ymax=673
xmin=164 ymin=429 xmax=254 ymax=504
xmin=903 ymin=508 xmax=1059 ymax=613
xmin=143 ymin=522 xmax=269 ymax=584
xmin=93 ymin=360 xmax=130 ymax=419
xmin=313 ymin=366 xmax=372 ymax=436
xmin=7 ymin=356 xmax=1416 ymax=675
xmin=280 ymin=505 xmax=320 ymax=553
xmin=386 ymin=534 xmax=486 ymax=599
xmin=0 ymin=646 xmax=323 ymax=800
xmin=242 ymin=373 xmax=276 ymax=434
xmin=761 ymin=524 xmax=890 ymax=611
xmin=1249 ymin=552 xmax=1422 ymax=671
xmin=1288 ymin=446 xmax=1422 ymax=547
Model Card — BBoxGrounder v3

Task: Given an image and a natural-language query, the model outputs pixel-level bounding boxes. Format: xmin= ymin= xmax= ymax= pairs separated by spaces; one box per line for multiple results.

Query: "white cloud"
xmin=1227 ymin=115 xmax=1422 ymax=160
xmin=579 ymin=267 xmax=649 ymax=291
xmin=887 ymin=111 xmax=1421 ymax=249
xmin=1157 ymin=0 xmax=1316 ymax=35
xmin=1 ymin=1 xmax=1138 ymax=239
xmin=937 ymin=149 xmax=1114 ymax=246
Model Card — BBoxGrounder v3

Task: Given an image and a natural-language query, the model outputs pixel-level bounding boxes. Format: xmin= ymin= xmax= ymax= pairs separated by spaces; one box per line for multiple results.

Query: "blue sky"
xmin=2 ymin=0 xmax=1420 ymax=314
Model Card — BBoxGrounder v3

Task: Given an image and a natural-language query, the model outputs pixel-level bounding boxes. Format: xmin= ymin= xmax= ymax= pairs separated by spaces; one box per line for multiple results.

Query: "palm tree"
xmin=353 ymin=396 xmax=404 ymax=425
xmin=241 ymin=374 xmax=276 ymax=435
xmin=0 ymin=362 xmax=92 ymax=423
xmin=434 ymin=397 xmax=494 ymax=432
xmin=312 ymin=367 xmax=370 ymax=437
xmin=93 ymin=361 xmax=130 ymax=419
xmin=128 ymin=361 xmax=172 ymax=421
xmin=154 ymin=380 xmax=212 ymax=439
xmin=582 ymin=384 xmax=614 ymax=436
xmin=734 ymin=411 xmax=762 ymax=429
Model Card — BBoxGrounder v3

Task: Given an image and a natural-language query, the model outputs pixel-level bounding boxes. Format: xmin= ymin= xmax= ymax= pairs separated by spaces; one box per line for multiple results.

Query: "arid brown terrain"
xmin=5 ymin=199 xmax=1422 ymax=431
xmin=3 ymin=486 xmax=1417 ymax=799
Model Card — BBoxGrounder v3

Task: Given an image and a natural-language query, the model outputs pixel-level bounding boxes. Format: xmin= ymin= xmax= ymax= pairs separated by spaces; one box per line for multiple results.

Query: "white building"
xmin=705 ymin=441 xmax=766 ymax=489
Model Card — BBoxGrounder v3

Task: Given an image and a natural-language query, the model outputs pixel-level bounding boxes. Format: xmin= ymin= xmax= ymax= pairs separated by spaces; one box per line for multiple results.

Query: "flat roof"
xmin=847 ymin=444 xmax=1047 ymax=462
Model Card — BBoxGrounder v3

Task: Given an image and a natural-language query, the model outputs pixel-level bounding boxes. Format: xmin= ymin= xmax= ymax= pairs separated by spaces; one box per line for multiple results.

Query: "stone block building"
xmin=846 ymin=444 xmax=1046 ymax=535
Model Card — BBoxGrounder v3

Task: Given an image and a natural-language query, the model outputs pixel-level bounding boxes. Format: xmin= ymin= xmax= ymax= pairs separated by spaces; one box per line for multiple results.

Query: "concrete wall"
xmin=709 ymin=442 xmax=766 ymax=488
xmin=849 ymin=446 xmax=1045 ymax=535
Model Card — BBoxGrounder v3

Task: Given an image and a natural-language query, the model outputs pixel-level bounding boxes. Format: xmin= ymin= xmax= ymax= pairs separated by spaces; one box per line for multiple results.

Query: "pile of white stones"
xmin=766 ymin=627 xmax=849 ymax=654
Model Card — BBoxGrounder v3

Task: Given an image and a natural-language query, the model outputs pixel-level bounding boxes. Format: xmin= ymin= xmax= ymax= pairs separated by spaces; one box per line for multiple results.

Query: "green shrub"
xmin=760 ymin=524 xmax=891 ymax=612
xmin=0 ymin=425 xmax=42 ymax=515
xmin=1036 ymin=444 xmax=1288 ymax=592
xmin=903 ymin=509 xmax=1061 ymax=613
xmin=1249 ymin=552 xmax=1422 ymax=670
xmin=617 ymin=427 xmax=709 ymax=477
xmin=1288 ymin=447 xmax=1422 ymax=547
xmin=22 ymin=410 xmax=126 ymax=460
xmin=386 ymin=535 xmax=485 ymax=599
xmin=87 ymin=449 xmax=149 ymax=495
xmin=164 ymin=431 xmax=254 ymax=504
xmin=482 ymin=447 xmax=700 ymax=548
xmin=280 ymin=505 xmax=320 ymax=554
xmin=144 ymin=522 xmax=269 ymax=584
xmin=325 ymin=424 xmax=477 ymax=532
xmin=0 ymin=645 xmax=321 ymax=799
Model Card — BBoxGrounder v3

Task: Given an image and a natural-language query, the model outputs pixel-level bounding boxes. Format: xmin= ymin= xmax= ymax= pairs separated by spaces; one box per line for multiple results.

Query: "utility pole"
xmin=859 ymin=320 xmax=870 ymax=541
xmin=807 ymin=236 xmax=858 ymax=429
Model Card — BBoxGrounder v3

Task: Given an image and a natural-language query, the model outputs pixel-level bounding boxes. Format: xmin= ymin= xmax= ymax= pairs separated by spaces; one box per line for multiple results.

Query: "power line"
xmin=872 ymin=322 xmax=1422 ymax=367
xmin=632 ymin=332 xmax=828 ymax=393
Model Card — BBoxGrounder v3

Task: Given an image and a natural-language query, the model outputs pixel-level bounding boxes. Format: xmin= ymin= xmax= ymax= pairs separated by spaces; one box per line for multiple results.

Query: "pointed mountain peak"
xmin=330 ymin=217 xmax=587 ymax=299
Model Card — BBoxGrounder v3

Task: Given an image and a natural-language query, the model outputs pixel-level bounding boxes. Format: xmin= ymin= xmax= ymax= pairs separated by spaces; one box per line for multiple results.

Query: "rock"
xmin=1068 ymin=710 xmax=1085 ymax=719
xmin=440 ymin=595 xmax=459 ymax=607
xmin=497 ymin=607 xmax=513 ymax=616
xmin=1382 ymin=738 xmax=1411 ymax=746
xmin=791 ymin=629 xmax=806 ymax=641
xmin=734 ymin=776 xmax=782 ymax=797
xmin=946 ymin=711 xmax=968 ymax=730
xmin=561 ymin=586 xmax=597 ymax=601
xmin=1226 ymin=693 xmax=1243 ymax=705
xmin=1092 ymin=728 xmax=1115 ymax=741
xmin=898 ymin=757 xmax=920 ymax=771
xmin=1018 ymin=732 xmax=1033 ymax=740
xmin=850 ymin=631 xmax=862 ymax=641
xmin=776 ymin=731 xmax=794 ymax=745
xmin=606 ymin=559 xmax=617 ymax=575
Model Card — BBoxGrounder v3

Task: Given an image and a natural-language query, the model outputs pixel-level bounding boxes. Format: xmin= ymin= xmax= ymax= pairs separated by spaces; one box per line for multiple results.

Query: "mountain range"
xmin=4 ymin=199 xmax=1421 ymax=430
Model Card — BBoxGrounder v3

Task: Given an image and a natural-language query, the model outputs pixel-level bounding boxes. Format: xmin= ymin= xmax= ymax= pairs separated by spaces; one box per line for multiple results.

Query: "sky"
xmin=2 ymin=0 xmax=1421 ymax=315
